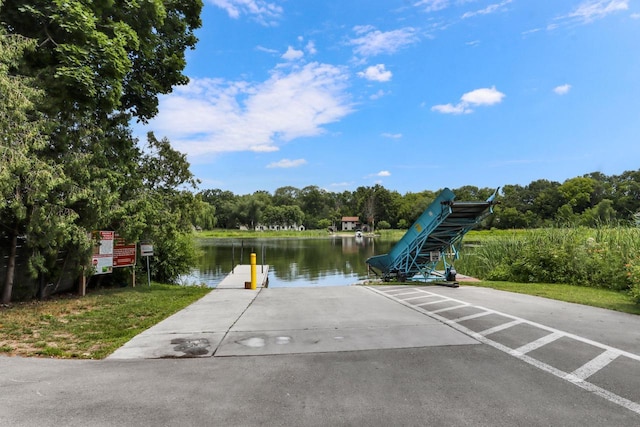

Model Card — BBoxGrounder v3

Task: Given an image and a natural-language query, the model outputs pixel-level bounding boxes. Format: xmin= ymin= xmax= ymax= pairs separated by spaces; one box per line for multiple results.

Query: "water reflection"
xmin=185 ymin=237 xmax=396 ymax=288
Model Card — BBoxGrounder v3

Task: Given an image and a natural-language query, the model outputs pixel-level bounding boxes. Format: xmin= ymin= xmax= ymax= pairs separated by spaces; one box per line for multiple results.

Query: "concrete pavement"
xmin=108 ymin=284 xmax=476 ymax=359
xmin=3 ymin=279 xmax=640 ymax=426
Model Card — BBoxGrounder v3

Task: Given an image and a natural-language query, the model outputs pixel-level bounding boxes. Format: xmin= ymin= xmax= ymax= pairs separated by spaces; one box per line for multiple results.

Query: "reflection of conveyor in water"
xmin=366 ymin=188 xmax=499 ymax=285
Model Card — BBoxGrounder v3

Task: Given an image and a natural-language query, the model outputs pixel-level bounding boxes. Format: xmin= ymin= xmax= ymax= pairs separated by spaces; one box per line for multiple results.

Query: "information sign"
xmin=113 ymin=235 xmax=136 ymax=267
xmin=140 ymin=244 xmax=154 ymax=257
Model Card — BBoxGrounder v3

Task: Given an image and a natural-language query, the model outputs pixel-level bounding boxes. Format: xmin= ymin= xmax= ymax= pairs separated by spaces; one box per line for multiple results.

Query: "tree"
xmin=0 ymin=0 xmax=202 ymax=121
xmin=273 ymin=186 xmax=300 ymax=207
xmin=0 ymin=29 xmax=85 ymax=303
xmin=558 ymin=177 xmax=596 ymax=214
xmin=397 ymin=191 xmax=434 ymax=225
xmin=300 ymin=185 xmax=330 ymax=229
xmin=0 ymin=1 xmax=204 ymax=299
xmin=200 ymin=189 xmax=237 ymax=229
xmin=122 ymin=132 xmax=202 ymax=282
xmin=579 ymin=199 xmax=617 ymax=227
xmin=282 ymin=205 xmax=304 ymax=228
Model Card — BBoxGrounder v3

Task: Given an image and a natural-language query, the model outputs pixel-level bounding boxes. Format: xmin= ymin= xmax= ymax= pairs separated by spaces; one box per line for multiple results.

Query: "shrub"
xmin=456 ymin=226 xmax=640 ymax=297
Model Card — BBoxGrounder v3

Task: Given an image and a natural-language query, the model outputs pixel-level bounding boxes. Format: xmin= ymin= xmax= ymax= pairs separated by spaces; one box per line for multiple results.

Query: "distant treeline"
xmin=196 ymin=170 xmax=640 ymax=230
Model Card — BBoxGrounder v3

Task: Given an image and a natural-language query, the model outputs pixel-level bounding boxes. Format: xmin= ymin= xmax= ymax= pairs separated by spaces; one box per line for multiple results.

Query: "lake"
xmin=184 ymin=236 xmax=397 ymax=288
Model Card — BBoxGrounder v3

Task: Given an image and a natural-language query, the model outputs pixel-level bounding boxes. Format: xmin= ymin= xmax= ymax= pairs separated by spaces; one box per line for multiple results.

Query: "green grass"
xmin=372 ymin=279 xmax=640 ymax=315
xmin=0 ymin=283 xmax=211 ymax=359
xmin=197 ymin=229 xmax=334 ymax=238
xmin=466 ymin=281 xmax=640 ymax=315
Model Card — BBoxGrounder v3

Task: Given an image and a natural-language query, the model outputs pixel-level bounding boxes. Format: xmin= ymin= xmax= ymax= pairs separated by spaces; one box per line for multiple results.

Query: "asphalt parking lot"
xmin=2 ymin=284 xmax=640 ymax=426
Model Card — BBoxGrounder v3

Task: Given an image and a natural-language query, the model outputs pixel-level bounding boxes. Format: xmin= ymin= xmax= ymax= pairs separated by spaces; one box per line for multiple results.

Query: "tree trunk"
xmin=2 ymin=226 xmax=18 ymax=304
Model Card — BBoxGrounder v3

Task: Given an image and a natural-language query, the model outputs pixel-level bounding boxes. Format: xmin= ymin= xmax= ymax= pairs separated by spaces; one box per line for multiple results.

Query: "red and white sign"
xmin=113 ymin=235 xmax=136 ymax=267
xmin=91 ymin=231 xmax=136 ymax=274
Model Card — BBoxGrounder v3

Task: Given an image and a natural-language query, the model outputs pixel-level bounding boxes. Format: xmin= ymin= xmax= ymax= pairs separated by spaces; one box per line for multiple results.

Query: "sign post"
xmin=140 ymin=244 xmax=154 ymax=287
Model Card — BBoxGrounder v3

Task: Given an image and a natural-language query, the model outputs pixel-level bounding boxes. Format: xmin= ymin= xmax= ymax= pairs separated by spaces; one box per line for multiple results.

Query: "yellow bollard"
xmin=250 ymin=253 xmax=257 ymax=290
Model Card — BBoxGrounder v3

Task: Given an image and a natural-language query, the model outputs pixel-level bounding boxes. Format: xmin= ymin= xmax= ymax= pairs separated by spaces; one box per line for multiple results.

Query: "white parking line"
xmin=415 ymin=299 xmax=450 ymax=306
xmin=430 ymin=304 xmax=469 ymax=314
xmin=390 ymin=290 xmax=425 ymax=297
xmin=477 ymin=319 xmax=523 ymax=337
xmin=404 ymin=294 xmax=441 ymax=301
xmin=569 ymin=349 xmax=621 ymax=381
xmin=512 ymin=331 xmax=564 ymax=356
xmin=366 ymin=286 xmax=640 ymax=416
xmin=449 ymin=311 xmax=492 ymax=323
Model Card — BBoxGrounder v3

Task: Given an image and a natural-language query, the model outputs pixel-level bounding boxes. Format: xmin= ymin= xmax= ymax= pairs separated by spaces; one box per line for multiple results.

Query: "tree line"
xmin=196 ymin=170 xmax=640 ymax=231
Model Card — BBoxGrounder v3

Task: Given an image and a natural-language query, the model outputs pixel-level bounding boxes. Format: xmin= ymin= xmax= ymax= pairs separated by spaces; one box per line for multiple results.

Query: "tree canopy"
xmin=0 ymin=0 xmax=204 ymax=303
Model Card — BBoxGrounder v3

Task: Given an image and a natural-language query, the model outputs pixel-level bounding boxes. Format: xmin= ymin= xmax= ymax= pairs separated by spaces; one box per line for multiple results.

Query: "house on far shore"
xmin=341 ymin=216 xmax=360 ymax=231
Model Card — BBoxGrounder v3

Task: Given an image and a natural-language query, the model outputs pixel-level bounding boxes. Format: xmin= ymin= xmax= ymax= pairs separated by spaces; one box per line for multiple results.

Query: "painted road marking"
xmin=415 ymin=299 xmax=450 ymax=306
xmin=450 ymin=311 xmax=492 ymax=323
xmin=366 ymin=286 xmax=640 ymax=416
xmin=477 ymin=319 xmax=523 ymax=336
xmin=569 ymin=349 xmax=621 ymax=381
xmin=390 ymin=290 xmax=424 ymax=297
xmin=431 ymin=304 xmax=469 ymax=314
xmin=512 ymin=331 xmax=564 ymax=356
xmin=403 ymin=294 xmax=441 ymax=301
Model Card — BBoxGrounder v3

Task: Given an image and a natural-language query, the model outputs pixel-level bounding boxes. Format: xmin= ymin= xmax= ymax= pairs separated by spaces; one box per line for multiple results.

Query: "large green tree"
xmin=0 ymin=0 xmax=202 ymax=120
xmin=0 ymin=0 xmax=204 ymax=301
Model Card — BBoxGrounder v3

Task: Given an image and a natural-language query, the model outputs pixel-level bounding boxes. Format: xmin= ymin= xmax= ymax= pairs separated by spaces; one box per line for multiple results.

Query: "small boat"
xmin=355 ymin=231 xmax=363 ymax=238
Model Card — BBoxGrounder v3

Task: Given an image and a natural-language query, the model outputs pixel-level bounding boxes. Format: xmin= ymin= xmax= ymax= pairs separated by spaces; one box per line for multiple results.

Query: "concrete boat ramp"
xmin=108 ymin=265 xmax=475 ymax=359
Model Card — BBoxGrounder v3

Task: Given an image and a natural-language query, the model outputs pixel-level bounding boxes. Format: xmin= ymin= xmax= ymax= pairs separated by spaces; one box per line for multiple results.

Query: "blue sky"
xmin=137 ymin=0 xmax=640 ymax=195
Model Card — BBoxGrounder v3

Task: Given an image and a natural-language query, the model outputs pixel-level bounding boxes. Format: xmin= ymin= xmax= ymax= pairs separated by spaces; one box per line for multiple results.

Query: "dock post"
xmin=250 ymin=253 xmax=257 ymax=290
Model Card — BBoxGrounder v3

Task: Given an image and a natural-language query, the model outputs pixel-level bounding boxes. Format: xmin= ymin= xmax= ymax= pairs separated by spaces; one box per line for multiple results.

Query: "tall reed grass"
xmin=456 ymin=227 xmax=640 ymax=302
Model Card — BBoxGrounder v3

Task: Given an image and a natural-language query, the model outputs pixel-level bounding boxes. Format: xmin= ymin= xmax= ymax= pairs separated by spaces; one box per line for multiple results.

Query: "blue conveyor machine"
xmin=366 ymin=188 xmax=498 ymax=283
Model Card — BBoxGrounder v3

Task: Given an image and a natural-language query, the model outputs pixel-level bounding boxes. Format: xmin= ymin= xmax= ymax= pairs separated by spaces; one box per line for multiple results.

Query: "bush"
xmin=626 ymin=259 xmax=640 ymax=303
xmin=456 ymin=227 xmax=640 ymax=297
xmin=377 ymin=220 xmax=391 ymax=230
xmin=142 ymin=232 xmax=200 ymax=284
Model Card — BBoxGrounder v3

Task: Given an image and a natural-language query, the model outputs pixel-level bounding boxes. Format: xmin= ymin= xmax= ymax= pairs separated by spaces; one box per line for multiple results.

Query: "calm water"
xmin=184 ymin=237 xmax=397 ymax=288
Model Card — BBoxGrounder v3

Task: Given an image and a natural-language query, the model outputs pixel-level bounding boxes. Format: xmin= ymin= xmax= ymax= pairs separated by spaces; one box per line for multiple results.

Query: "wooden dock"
xmin=216 ymin=264 xmax=270 ymax=289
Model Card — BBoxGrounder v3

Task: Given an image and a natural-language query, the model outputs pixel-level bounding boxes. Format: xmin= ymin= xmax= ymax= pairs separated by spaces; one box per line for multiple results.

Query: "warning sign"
xmin=91 ymin=231 xmax=136 ymax=274
xmin=113 ymin=235 xmax=136 ymax=267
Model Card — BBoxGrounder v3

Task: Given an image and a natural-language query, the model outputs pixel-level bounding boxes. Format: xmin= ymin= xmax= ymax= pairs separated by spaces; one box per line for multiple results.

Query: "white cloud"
xmin=462 ymin=0 xmax=512 ymax=19
xmin=282 ymin=46 xmax=304 ymax=61
xmin=267 ymin=158 xmax=307 ymax=168
xmin=431 ymin=103 xmax=472 ymax=114
xmin=305 ymin=41 xmax=317 ymax=55
xmin=349 ymin=26 xmax=419 ymax=57
xmin=432 ymin=86 xmax=505 ymax=114
xmin=553 ymin=84 xmax=572 ymax=95
xmin=558 ymin=0 xmax=629 ymax=25
xmin=631 ymin=13 xmax=640 ymax=19
xmin=370 ymin=89 xmax=388 ymax=100
xmin=414 ymin=0 xmax=452 ymax=13
xmin=144 ymin=62 xmax=353 ymax=158
xmin=357 ymin=64 xmax=392 ymax=82
xmin=461 ymin=86 xmax=505 ymax=105
xmin=209 ymin=0 xmax=283 ymax=25
xmin=376 ymin=170 xmax=391 ymax=177
xmin=256 ymin=45 xmax=278 ymax=54
xmin=382 ymin=133 xmax=402 ymax=139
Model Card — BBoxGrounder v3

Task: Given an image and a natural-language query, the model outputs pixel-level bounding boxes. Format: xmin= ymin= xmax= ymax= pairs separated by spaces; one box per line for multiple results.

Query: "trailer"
xmin=366 ymin=188 xmax=498 ymax=285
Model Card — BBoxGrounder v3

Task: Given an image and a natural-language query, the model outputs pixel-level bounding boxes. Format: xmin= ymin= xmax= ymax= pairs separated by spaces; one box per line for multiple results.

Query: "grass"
xmin=0 ymin=283 xmax=211 ymax=359
xmin=197 ymin=229 xmax=332 ymax=238
xmin=465 ymin=281 xmax=640 ymax=315
xmin=378 ymin=279 xmax=640 ymax=315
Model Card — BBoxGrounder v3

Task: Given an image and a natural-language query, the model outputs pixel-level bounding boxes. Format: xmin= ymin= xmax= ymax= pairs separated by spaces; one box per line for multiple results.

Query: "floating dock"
xmin=216 ymin=264 xmax=270 ymax=289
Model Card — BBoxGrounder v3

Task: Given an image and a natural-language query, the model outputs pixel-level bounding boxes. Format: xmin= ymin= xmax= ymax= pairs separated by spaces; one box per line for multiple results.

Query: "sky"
xmin=136 ymin=0 xmax=640 ymax=196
